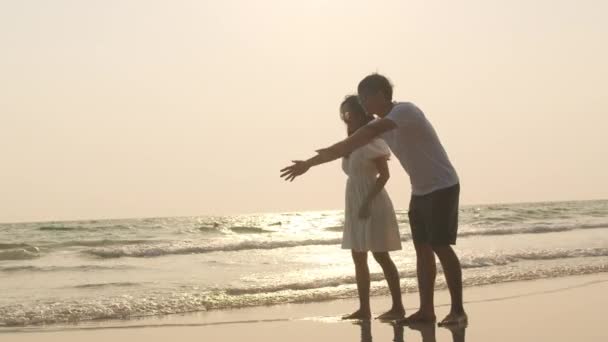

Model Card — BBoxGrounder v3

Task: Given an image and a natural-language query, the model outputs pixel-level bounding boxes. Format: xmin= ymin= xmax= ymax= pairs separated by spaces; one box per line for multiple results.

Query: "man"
xmin=280 ymin=74 xmax=467 ymax=326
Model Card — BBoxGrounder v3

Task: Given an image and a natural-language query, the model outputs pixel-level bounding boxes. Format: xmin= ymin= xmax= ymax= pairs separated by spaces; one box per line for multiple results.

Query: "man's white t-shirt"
xmin=381 ymin=102 xmax=459 ymax=196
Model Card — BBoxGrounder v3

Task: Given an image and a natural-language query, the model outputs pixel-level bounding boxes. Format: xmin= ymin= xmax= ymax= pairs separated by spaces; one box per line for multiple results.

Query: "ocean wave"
xmin=459 ymin=248 xmax=608 ymax=268
xmin=72 ymin=282 xmax=142 ymax=289
xmin=224 ymin=248 xmax=608 ymax=295
xmin=38 ymin=226 xmax=77 ymax=231
xmin=51 ymin=239 xmax=154 ymax=248
xmin=228 ymin=226 xmax=273 ymax=234
xmin=0 ymin=243 xmax=34 ymax=250
xmin=197 ymin=225 xmax=221 ymax=231
xmin=1 ymin=240 xmax=153 ymax=251
xmin=84 ymin=222 xmax=608 ymax=258
xmin=197 ymin=225 xmax=275 ymax=234
xmin=1 ymin=263 xmax=606 ymax=327
xmin=323 ymin=226 xmax=344 ymax=232
xmin=0 ymin=264 xmax=134 ymax=273
xmin=458 ymin=222 xmax=608 ymax=237
xmin=0 ymin=248 xmax=40 ymax=261
xmin=38 ymin=224 xmax=132 ymax=231
xmin=85 ymin=238 xmax=343 ymax=258
xmin=225 ymin=270 xmax=419 ymax=295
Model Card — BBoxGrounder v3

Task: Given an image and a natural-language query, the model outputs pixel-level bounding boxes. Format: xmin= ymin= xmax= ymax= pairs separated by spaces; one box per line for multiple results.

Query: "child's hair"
xmin=357 ymin=73 xmax=393 ymax=101
xmin=340 ymin=95 xmax=373 ymax=136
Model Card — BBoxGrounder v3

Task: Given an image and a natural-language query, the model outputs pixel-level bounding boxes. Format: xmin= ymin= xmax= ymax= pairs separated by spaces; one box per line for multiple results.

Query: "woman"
xmin=284 ymin=95 xmax=404 ymax=320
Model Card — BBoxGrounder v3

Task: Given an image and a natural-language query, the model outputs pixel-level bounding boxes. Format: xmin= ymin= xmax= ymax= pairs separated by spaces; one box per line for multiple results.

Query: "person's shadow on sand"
xmin=355 ymin=320 xmax=466 ymax=342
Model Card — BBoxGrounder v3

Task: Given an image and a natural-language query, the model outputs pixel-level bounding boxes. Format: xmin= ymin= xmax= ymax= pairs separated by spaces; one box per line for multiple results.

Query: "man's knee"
xmin=431 ymin=244 xmax=454 ymax=256
xmin=414 ymin=241 xmax=434 ymax=255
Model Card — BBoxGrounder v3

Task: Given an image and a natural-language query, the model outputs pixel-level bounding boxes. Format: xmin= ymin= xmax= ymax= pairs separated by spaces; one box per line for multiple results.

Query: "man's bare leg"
xmin=402 ymin=241 xmax=437 ymax=323
xmin=433 ymin=245 xmax=467 ymax=325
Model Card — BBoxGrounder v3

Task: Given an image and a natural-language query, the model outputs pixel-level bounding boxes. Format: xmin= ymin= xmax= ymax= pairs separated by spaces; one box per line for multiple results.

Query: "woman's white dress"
xmin=341 ymin=138 xmax=401 ymax=252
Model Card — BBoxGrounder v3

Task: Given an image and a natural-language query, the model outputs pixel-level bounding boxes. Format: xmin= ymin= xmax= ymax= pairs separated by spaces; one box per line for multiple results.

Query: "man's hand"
xmin=280 ymin=160 xmax=311 ymax=182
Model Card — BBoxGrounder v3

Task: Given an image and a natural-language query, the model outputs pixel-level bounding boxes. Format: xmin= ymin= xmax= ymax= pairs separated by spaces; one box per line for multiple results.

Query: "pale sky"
xmin=1 ymin=0 xmax=607 ymax=223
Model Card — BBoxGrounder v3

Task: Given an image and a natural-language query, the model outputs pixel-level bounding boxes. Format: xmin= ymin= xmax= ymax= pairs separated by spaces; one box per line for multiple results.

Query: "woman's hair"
xmin=340 ymin=95 xmax=373 ymax=136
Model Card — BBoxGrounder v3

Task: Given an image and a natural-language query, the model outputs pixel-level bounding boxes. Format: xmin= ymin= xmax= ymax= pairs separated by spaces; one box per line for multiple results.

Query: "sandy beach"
xmin=3 ymin=274 xmax=606 ymax=341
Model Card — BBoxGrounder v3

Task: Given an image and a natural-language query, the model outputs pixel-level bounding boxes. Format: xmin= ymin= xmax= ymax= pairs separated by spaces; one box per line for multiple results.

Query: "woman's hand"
xmin=358 ymin=201 xmax=371 ymax=220
xmin=280 ymin=160 xmax=311 ymax=182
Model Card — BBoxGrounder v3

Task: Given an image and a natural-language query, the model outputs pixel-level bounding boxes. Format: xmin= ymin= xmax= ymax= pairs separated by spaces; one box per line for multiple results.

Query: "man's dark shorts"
xmin=408 ymin=183 xmax=460 ymax=246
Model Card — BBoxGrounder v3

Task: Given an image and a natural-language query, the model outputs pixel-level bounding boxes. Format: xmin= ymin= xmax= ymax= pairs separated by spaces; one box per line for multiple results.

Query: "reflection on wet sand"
xmin=354 ymin=320 xmax=466 ymax=342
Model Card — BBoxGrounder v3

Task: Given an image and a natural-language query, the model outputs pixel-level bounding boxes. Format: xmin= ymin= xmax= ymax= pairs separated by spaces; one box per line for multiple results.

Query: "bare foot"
xmin=342 ymin=309 xmax=371 ymax=320
xmin=438 ymin=311 xmax=468 ymax=327
xmin=376 ymin=307 xmax=405 ymax=321
xmin=396 ymin=310 xmax=436 ymax=325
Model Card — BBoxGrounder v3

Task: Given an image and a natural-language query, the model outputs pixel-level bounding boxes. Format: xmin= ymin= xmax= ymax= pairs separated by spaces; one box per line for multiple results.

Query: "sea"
xmin=1 ymin=199 xmax=607 ymax=330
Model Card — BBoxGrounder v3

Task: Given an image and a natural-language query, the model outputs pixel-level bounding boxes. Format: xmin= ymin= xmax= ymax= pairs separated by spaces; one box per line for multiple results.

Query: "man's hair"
xmin=357 ymin=73 xmax=393 ymax=101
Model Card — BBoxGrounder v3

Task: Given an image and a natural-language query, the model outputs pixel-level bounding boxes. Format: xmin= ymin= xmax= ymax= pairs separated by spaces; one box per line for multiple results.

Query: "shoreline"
xmin=3 ymin=273 xmax=607 ymax=341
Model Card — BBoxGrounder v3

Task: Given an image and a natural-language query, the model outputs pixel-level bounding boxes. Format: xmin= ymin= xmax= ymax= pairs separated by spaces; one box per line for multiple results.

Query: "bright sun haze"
xmin=1 ymin=0 xmax=607 ymax=222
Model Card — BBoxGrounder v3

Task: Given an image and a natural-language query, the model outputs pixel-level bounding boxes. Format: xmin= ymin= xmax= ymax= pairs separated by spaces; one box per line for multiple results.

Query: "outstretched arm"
xmin=279 ymin=151 xmax=337 ymax=182
xmin=317 ymin=118 xmax=397 ymax=160
xmin=279 ymin=118 xmax=397 ymax=182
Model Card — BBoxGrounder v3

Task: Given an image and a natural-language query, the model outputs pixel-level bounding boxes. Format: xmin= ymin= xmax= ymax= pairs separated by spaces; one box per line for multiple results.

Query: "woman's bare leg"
xmin=343 ymin=250 xmax=371 ymax=319
xmin=372 ymin=251 xmax=405 ymax=320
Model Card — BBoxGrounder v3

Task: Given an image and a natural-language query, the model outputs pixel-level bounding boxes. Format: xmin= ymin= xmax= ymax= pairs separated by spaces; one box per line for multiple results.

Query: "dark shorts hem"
xmin=408 ymin=183 xmax=460 ymax=246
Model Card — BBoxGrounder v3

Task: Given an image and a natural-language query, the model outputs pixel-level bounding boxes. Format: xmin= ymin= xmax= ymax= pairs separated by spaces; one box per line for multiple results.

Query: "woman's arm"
xmin=359 ymin=156 xmax=390 ymax=219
